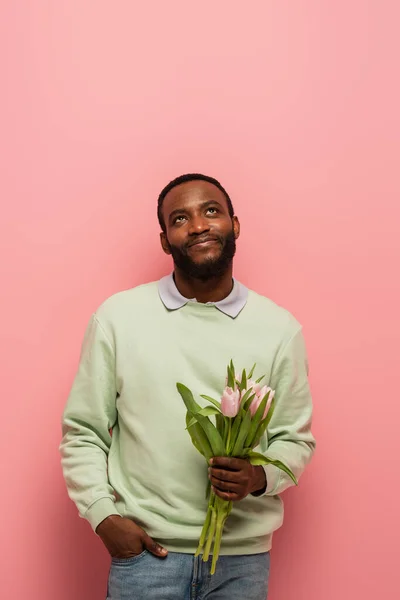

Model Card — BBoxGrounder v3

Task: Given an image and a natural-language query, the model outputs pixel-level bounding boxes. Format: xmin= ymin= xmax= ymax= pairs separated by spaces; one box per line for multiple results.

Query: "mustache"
xmin=186 ymin=235 xmax=223 ymax=249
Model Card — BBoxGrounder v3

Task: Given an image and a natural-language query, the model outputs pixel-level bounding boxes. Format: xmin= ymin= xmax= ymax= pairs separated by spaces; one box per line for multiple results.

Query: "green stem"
xmin=210 ymin=500 xmax=232 ymax=574
xmin=202 ymin=505 xmax=217 ymax=562
xmin=210 ymin=517 xmax=225 ymax=574
xmin=226 ymin=419 xmax=232 ymax=453
xmin=195 ymin=495 xmax=214 ymax=556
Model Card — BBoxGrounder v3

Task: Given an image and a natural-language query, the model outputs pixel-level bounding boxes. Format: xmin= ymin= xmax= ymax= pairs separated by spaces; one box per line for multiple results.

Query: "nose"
xmin=188 ymin=214 xmax=210 ymax=236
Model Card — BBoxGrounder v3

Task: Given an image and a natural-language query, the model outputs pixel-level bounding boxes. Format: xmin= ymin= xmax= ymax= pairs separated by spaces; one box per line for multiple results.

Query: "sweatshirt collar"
xmin=158 ymin=273 xmax=248 ymax=318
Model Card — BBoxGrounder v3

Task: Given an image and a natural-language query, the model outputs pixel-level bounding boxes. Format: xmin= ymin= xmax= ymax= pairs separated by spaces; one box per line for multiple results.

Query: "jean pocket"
xmin=111 ymin=550 xmax=148 ymax=565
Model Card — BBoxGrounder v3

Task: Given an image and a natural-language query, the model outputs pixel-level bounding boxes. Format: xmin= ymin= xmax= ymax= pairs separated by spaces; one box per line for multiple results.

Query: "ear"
xmin=160 ymin=231 xmax=172 ymax=255
xmin=232 ymin=216 xmax=240 ymax=240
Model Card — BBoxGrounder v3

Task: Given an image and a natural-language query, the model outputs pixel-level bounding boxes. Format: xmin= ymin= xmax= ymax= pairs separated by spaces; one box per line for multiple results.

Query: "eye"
xmin=206 ymin=207 xmax=218 ymax=215
xmin=173 ymin=215 xmax=187 ymax=224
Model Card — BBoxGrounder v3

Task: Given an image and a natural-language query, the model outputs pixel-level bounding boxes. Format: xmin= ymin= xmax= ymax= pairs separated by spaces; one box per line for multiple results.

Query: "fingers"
xmin=209 ymin=458 xmax=252 ymax=501
xmin=210 ymin=456 xmax=247 ymax=470
xmin=209 ymin=467 xmax=245 ymax=501
xmin=210 ymin=466 xmax=240 ymax=482
xmin=211 ymin=486 xmax=241 ymax=501
xmin=209 ymin=473 xmax=241 ymax=493
xmin=142 ymin=535 xmax=168 ymax=557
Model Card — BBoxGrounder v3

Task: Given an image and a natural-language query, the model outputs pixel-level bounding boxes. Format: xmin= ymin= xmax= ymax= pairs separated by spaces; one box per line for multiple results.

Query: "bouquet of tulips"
xmin=176 ymin=361 xmax=297 ymax=575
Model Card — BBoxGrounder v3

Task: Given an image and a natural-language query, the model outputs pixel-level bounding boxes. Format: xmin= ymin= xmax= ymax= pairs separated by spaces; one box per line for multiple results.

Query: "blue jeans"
xmin=106 ymin=551 xmax=270 ymax=599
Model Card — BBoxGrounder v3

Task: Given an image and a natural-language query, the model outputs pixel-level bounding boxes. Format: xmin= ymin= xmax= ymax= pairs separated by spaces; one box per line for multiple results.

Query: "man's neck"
xmin=173 ymin=267 xmax=234 ymax=304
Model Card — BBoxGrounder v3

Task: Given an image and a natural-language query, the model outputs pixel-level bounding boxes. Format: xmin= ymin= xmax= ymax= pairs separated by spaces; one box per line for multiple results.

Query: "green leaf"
xmin=200 ymin=419 xmax=225 ymax=457
xmin=215 ymin=413 xmax=225 ymax=437
xmin=243 ymin=392 xmax=256 ymax=414
xmin=186 ymin=406 xmax=221 ymax=427
xmin=252 ymin=420 xmax=267 ymax=448
xmin=229 ymin=412 xmax=242 ymax=453
xmin=255 ymin=375 xmax=265 ymax=384
xmin=246 ymin=451 xmax=298 ymax=485
xmin=244 ymin=390 xmax=272 ymax=448
xmin=178 ymin=384 xmax=225 ymax=457
xmin=231 ymin=409 xmax=252 ymax=456
xmin=252 ymin=396 xmax=276 ymax=447
xmin=227 ymin=363 xmax=235 ymax=389
xmin=177 ymin=383 xmax=202 ymax=413
xmin=185 ymin=412 xmax=213 ymax=460
xmin=246 ymin=451 xmax=270 ymax=465
xmin=248 ymin=363 xmax=256 ymax=379
xmin=223 ymin=416 xmax=228 ymax=441
xmin=239 ymin=388 xmax=253 ymax=411
xmin=239 ymin=447 xmax=253 ymax=458
xmin=200 ymin=395 xmax=222 ymax=410
xmin=191 ymin=416 xmax=225 ymax=457
xmin=263 ymin=395 xmax=275 ymax=427
xmin=239 ymin=369 xmax=247 ymax=392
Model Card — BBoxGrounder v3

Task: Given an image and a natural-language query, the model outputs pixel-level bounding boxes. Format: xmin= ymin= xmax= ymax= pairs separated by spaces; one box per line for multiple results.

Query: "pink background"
xmin=1 ymin=2 xmax=399 ymax=599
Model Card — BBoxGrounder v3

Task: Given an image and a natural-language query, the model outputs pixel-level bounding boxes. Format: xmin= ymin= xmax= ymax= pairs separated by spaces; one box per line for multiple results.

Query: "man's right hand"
xmin=96 ymin=515 xmax=168 ymax=559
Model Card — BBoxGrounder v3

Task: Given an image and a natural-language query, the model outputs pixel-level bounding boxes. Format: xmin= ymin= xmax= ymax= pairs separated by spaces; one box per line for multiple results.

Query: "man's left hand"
xmin=208 ymin=457 xmax=267 ymax=501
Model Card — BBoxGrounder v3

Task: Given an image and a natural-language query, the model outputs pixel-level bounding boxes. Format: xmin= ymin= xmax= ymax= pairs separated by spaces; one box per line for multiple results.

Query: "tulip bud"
xmin=220 ymin=386 xmax=241 ymax=418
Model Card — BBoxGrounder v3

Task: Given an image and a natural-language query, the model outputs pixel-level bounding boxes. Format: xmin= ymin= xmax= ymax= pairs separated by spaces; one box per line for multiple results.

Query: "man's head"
xmin=158 ymin=174 xmax=240 ymax=281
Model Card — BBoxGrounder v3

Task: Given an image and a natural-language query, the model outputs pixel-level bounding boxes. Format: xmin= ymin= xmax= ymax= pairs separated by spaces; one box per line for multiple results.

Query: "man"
xmin=60 ymin=173 xmax=315 ymax=599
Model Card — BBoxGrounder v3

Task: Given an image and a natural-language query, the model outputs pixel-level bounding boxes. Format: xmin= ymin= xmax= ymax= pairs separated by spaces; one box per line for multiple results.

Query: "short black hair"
xmin=157 ymin=173 xmax=234 ymax=232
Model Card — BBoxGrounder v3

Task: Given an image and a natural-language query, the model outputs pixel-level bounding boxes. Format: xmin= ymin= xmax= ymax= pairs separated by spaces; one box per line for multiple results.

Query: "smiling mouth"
xmin=189 ymin=238 xmax=219 ymax=248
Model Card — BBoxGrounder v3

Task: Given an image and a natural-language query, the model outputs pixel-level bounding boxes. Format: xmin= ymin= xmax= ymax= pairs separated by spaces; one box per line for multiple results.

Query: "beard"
xmin=168 ymin=229 xmax=237 ymax=282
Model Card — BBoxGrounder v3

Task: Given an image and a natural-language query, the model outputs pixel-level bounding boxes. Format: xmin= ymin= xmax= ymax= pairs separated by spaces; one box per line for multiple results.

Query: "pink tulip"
xmin=249 ymin=385 xmax=275 ymax=418
xmin=262 ymin=387 xmax=275 ymax=418
xmin=242 ymin=380 xmax=261 ymax=412
xmin=220 ymin=386 xmax=241 ymax=418
xmin=244 ymin=379 xmax=261 ymax=397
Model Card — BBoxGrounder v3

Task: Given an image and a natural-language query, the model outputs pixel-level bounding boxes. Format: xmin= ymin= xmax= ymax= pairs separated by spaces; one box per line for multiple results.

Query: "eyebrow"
xmin=168 ymin=200 xmax=224 ymax=223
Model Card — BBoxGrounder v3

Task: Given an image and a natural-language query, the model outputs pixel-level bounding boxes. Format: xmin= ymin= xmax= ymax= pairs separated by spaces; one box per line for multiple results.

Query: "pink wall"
xmin=1 ymin=2 xmax=399 ymax=598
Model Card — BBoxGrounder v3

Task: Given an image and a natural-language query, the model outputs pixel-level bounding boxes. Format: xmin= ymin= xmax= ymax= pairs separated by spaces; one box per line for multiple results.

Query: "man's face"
xmin=160 ymin=180 xmax=240 ymax=280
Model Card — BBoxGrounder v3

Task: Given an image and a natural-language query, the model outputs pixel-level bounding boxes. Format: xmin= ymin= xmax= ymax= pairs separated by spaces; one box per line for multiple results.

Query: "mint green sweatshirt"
xmin=60 ymin=279 xmax=315 ymax=555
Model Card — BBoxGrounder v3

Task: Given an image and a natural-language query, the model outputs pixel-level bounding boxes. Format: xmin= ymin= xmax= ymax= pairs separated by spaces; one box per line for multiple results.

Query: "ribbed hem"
xmin=157 ymin=535 xmax=273 ymax=556
xmin=85 ymin=497 xmax=121 ymax=532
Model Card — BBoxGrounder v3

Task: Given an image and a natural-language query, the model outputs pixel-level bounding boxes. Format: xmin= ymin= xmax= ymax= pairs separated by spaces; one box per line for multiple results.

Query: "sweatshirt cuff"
xmin=262 ymin=464 xmax=281 ymax=496
xmin=85 ymin=497 xmax=121 ymax=532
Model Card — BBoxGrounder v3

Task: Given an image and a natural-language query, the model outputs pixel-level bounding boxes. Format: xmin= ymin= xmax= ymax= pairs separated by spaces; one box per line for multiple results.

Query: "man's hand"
xmin=208 ymin=457 xmax=267 ymax=501
xmin=96 ymin=515 xmax=168 ymax=559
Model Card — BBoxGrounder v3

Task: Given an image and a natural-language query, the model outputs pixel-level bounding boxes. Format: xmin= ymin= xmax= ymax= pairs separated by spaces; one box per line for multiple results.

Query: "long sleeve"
xmin=259 ymin=326 xmax=316 ymax=496
xmin=59 ymin=314 xmax=121 ymax=531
